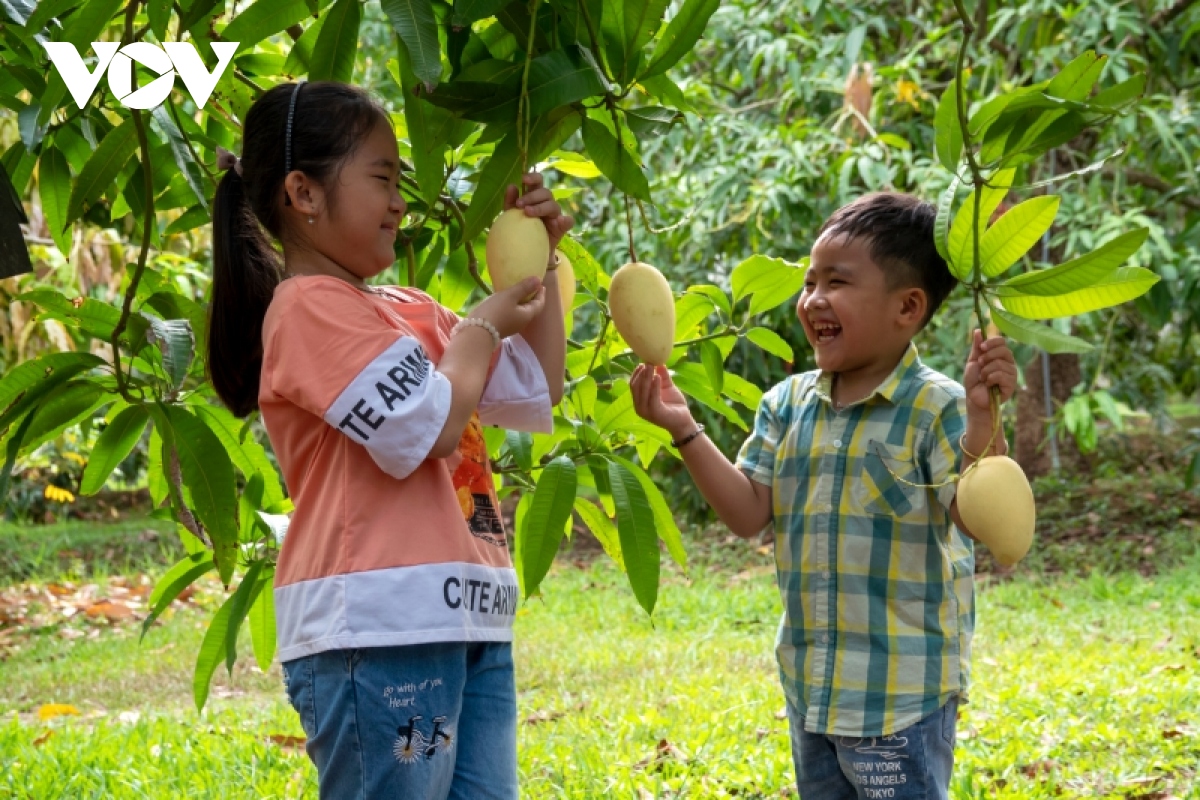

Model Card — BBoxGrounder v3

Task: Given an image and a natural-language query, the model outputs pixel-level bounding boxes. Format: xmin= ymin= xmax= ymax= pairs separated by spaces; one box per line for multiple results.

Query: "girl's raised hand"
xmin=505 ymin=172 xmax=574 ymax=252
xmin=469 ymin=276 xmax=547 ymax=339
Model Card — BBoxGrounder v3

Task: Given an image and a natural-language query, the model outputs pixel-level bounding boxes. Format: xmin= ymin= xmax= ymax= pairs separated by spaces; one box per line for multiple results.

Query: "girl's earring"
xmin=307 ymin=216 xmax=314 ymax=225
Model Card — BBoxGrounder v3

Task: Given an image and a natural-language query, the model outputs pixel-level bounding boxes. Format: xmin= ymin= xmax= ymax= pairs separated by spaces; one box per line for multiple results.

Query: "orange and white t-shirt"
xmin=259 ymin=276 xmax=552 ymax=662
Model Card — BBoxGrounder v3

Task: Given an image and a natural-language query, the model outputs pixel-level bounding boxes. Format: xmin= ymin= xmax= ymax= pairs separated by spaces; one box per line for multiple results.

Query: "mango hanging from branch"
xmin=609 ymin=261 xmax=675 ymax=366
xmin=486 ymin=209 xmax=549 ymax=299
xmin=957 ymin=456 xmax=1035 ymax=566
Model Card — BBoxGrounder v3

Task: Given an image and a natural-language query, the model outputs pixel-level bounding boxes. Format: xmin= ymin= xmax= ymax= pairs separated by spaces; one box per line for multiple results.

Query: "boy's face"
xmin=797 ymin=232 xmax=925 ymax=377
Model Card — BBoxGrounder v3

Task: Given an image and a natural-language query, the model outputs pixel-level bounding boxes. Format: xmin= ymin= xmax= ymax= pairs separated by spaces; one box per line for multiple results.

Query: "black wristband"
xmin=671 ymin=424 xmax=705 ymax=449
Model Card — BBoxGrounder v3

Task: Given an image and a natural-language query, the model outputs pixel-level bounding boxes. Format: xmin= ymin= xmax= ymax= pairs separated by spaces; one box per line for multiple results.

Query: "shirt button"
xmin=833 ymin=439 xmax=843 ymax=448
xmin=823 ymin=570 xmax=831 ymax=580
xmin=820 ymin=633 xmax=829 ymax=644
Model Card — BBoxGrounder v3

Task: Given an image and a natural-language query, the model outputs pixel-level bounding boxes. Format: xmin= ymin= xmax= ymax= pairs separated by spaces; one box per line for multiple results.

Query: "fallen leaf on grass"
xmin=33 ymin=730 xmax=54 ymax=747
xmin=1019 ymin=759 xmax=1057 ymax=778
xmin=85 ymin=600 xmax=133 ymax=622
xmin=523 ymin=710 xmax=565 ymax=725
xmin=1149 ymin=664 xmax=1186 ymax=676
xmin=634 ymin=738 xmax=690 ymax=772
xmin=37 ymin=704 xmax=80 ymax=721
xmin=268 ymin=734 xmax=307 ymax=753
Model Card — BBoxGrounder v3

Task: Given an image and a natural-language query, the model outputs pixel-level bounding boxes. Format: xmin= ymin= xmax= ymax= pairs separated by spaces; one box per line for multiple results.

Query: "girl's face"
xmin=306 ymin=121 xmax=407 ymax=281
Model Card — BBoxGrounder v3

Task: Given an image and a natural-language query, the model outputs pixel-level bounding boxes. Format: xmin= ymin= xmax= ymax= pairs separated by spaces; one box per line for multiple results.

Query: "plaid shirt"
xmin=737 ymin=344 xmax=974 ymax=737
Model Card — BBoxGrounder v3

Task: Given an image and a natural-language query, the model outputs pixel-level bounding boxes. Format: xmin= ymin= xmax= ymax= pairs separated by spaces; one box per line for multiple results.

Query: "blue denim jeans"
xmin=786 ymin=696 xmax=958 ymax=800
xmin=283 ymin=642 xmax=518 ymax=800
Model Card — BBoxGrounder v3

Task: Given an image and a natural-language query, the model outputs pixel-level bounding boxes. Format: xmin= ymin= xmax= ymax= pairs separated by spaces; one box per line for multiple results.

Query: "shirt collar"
xmin=814 ymin=343 xmax=920 ymax=408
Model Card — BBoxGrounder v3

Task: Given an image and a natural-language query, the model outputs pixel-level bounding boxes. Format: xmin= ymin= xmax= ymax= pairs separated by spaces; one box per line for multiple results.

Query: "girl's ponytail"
xmin=208 ymin=166 xmax=280 ymax=417
xmin=203 ymin=81 xmax=388 ymax=417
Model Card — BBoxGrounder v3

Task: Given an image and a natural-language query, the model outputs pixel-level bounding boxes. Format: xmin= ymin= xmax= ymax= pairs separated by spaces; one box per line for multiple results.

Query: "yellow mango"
xmin=554 ymin=249 xmax=576 ymax=316
xmin=957 ymin=455 xmax=1035 ymax=566
xmin=609 ymin=261 xmax=675 ymax=365
xmin=486 ymin=209 xmax=550 ymax=296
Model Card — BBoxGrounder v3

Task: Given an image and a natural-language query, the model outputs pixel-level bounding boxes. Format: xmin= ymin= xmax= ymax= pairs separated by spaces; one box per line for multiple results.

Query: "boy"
xmin=630 ymin=193 xmax=1018 ymax=799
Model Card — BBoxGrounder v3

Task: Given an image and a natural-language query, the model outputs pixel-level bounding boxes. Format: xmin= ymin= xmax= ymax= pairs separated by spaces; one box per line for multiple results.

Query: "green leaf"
xmin=23 ymin=0 xmax=73 ymax=32
xmin=517 ymin=456 xmax=577 ymax=598
xmin=382 ymin=0 xmax=442 ymax=90
xmin=462 ymin=135 xmax=520 ymax=243
xmin=978 ymin=195 xmax=1060 ymax=278
xmin=989 ymin=307 xmax=1092 ymax=354
xmin=607 ymin=459 xmax=659 ymax=615
xmin=719 ymin=370 xmax=763 ymax=410
xmin=671 ymin=363 xmax=748 ymax=430
xmin=0 ymin=354 xmax=104 ymax=440
xmin=194 ymin=564 xmax=263 ymax=710
xmin=527 ymin=45 xmax=606 ymax=116
xmin=610 ymin=455 xmax=685 ymax=570
xmin=81 ymin=405 xmax=149 ymax=496
xmin=699 ymin=341 xmax=724 ymax=395
xmin=65 ymin=117 xmax=138 ymax=226
xmin=164 ymin=405 xmax=239 ymax=585
xmin=248 ymin=567 xmax=277 ymax=671
xmin=934 ymin=175 xmax=959 ymax=264
xmin=998 ymin=267 xmax=1160 ymax=319
xmin=391 ymin=54 xmax=452 ymax=208
xmin=935 ymin=78 xmax=963 ymax=173
xmin=570 ymin=375 xmax=597 ymax=420
xmin=1046 ymin=51 xmax=1106 ymax=101
xmin=582 ymin=117 xmax=651 ymax=202
xmin=1000 ymin=228 xmax=1148 ymax=296
xmin=573 ymin=497 xmax=622 ymax=569
xmin=191 ymin=403 xmax=287 ymax=508
xmin=147 ymin=0 xmax=172 ymax=40
xmin=150 ymin=107 xmax=209 ymax=212
xmin=746 ymin=327 xmax=793 ymax=362
xmin=451 ymin=0 xmax=507 ymax=26
xmin=638 ymin=73 xmax=690 ymax=112
xmin=223 ymin=561 xmax=265 ymax=673
xmin=687 ymin=284 xmax=731 ymax=320
xmin=730 ymin=254 xmax=806 ymax=315
xmin=641 ymin=0 xmax=720 ymax=80
xmin=624 ymin=106 xmax=682 ymax=138
xmin=505 ymin=429 xmax=533 ymax=471
xmin=0 ymin=410 xmax=38 ymax=511
xmin=946 ymin=168 xmax=1015 ymax=279
xmin=17 ymin=380 xmax=105 ymax=452
xmin=220 ymin=0 xmax=312 ymax=52
xmin=282 ymin=9 xmax=327 ymax=74
xmin=1091 ymin=74 xmax=1145 ymax=109
xmin=38 ymin=0 xmax=126 ymax=125
xmin=38 ymin=145 xmax=72 ymax=256
xmin=143 ymin=315 xmax=196 ymax=393
xmin=558 ymin=236 xmax=606 ymax=294
xmin=309 ymin=0 xmax=361 ymax=82
xmin=18 ymin=288 xmax=140 ymax=343
xmin=142 ymin=551 xmax=214 ymax=641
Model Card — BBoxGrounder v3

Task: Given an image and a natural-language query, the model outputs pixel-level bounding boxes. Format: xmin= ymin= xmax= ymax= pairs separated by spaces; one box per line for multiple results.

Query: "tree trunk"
xmin=1014 ymin=351 xmax=1083 ymax=477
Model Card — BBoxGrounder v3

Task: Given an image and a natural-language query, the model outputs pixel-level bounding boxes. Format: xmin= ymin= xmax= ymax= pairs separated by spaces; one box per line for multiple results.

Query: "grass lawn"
xmin=1 ymin=517 xmax=1198 ymax=799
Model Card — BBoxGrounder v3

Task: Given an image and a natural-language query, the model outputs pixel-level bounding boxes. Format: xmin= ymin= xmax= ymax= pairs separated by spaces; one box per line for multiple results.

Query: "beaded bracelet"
xmin=545 ymin=252 xmax=561 ymax=271
xmin=451 ymin=317 xmax=501 ymax=350
xmin=671 ymin=424 xmax=706 ymax=449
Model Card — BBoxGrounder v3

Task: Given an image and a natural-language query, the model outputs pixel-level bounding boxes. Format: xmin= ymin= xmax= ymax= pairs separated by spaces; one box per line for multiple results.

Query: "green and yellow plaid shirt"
xmin=737 ymin=344 xmax=974 ymax=737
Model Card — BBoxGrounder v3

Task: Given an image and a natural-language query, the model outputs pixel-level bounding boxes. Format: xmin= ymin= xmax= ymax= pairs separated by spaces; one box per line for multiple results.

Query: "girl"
xmin=206 ymin=81 xmax=571 ymax=799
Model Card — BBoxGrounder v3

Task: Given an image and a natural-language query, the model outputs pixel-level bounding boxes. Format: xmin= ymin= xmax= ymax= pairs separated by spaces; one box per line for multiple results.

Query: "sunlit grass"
xmin=1 ymin=529 xmax=1198 ymax=798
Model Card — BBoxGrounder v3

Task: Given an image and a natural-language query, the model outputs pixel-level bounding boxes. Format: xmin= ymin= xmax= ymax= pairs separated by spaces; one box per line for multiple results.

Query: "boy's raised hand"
xmin=963 ymin=329 xmax=1018 ymax=416
xmin=631 ymin=364 xmax=696 ymax=441
xmin=506 ymin=172 xmax=574 ymax=251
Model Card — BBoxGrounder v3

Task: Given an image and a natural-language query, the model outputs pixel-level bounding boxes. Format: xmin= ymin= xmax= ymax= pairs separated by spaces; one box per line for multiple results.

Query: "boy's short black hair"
xmin=817 ymin=192 xmax=957 ymax=328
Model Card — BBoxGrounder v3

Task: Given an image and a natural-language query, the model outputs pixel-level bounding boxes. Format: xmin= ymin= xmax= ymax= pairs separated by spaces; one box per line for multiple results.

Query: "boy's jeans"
xmin=282 ymin=642 xmax=518 ymax=800
xmin=786 ymin=696 xmax=958 ymax=800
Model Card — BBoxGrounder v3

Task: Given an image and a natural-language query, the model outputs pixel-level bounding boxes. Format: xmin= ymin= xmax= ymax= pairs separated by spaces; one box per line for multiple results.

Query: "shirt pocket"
xmin=854 ymin=440 xmax=922 ymax=518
